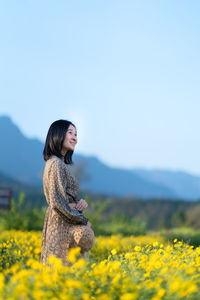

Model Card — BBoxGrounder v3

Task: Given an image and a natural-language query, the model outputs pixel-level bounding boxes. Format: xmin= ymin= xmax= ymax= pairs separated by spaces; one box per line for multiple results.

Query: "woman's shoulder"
xmin=46 ymin=155 xmax=64 ymax=164
xmin=47 ymin=155 xmax=71 ymax=173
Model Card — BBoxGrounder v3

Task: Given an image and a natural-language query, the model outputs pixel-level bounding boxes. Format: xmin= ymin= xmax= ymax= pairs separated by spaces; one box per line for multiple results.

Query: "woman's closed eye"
xmin=69 ymin=132 xmax=77 ymax=137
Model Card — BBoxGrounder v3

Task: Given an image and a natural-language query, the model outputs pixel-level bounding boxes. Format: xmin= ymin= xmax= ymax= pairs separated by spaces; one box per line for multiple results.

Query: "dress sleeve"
xmin=48 ymin=159 xmax=88 ymax=225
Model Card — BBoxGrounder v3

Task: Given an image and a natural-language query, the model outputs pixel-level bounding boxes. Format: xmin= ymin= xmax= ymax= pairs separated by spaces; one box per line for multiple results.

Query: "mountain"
xmin=73 ymin=154 xmax=175 ymax=198
xmin=0 ymin=170 xmax=45 ymax=206
xmin=0 ymin=114 xmax=200 ymax=200
xmin=0 ymin=115 xmax=44 ymax=186
xmin=132 ymin=169 xmax=200 ymax=200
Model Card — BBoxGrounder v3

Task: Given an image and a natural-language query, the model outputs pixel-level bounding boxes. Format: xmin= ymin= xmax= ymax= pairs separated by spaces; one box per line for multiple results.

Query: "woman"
xmin=40 ymin=119 xmax=95 ymax=267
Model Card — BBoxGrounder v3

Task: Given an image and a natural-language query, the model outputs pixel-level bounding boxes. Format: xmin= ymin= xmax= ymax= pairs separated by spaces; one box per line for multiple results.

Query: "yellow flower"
xmin=73 ymin=258 xmax=86 ymax=269
xmin=186 ymin=267 xmax=196 ymax=275
xmin=34 ymin=247 xmax=41 ymax=254
xmin=112 ymin=273 xmax=121 ymax=284
xmin=96 ymin=288 xmax=101 ymax=294
xmin=82 ymin=293 xmax=90 ymax=300
xmin=32 ymin=290 xmax=45 ymax=299
xmin=96 ymin=294 xmax=109 ymax=300
xmin=65 ymin=279 xmax=83 ymax=288
xmin=0 ymin=273 xmax=4 ymax=290
xmin=134 ymin=245 xmax=141 ymax=251
xmin=170 ymin=278 xmax=181 ymax=293
xmin=160 ymin=266 xmax=168 ymax=274
xmin=157 ymin=288 xmax=166 ymax=297
xmin=125 ymin=252 xmax=133 ymax=259
xmin=68 ymin=247 xmax=81 ymax=263
xmin=111 ymin=248 xmax=117 ymax=255
xmin=31 ymin=260 xmax=42 ymax=270
xmin=153 ymin=241 xmax=159 ymax=247
xmin=89 ymin=281 xmax=96 ymax=288
xmin=47 ymin=254 xmax=59 ymax=265
xmin=187 ymin=284 xmax=198 ymax=294
xmin=110 ymin=261 xmax=121 ymax=271
xmin=120 ymin=293 xmax=137 ymax=300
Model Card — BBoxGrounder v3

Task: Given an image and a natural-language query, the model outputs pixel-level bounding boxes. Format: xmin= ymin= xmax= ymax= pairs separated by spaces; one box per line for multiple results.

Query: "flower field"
xmin=0 ymin=230 xmax=200 ymax=299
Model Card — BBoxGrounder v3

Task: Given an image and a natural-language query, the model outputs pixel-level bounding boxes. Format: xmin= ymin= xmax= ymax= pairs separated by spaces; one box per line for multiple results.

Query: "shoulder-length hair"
xmin=43 ymin=119 xmax=76 ymax=165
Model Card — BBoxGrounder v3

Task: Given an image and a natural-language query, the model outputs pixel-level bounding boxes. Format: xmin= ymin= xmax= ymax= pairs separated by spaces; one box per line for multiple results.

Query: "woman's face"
xmin=61 ymin=124 xmax=77 ymax=155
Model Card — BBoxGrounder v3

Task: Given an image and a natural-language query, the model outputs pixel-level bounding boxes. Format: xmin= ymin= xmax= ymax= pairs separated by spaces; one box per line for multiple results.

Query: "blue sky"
xmin=0 ymin=1 xmax=200 ymax=174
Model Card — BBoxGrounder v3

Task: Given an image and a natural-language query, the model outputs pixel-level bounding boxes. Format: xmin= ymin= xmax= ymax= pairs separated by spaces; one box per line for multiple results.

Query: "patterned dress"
xmin=40 ymin=155 xmax=95 ymax=266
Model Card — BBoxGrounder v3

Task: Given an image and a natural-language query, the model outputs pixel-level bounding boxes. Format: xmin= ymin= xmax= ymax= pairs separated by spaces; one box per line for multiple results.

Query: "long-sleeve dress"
xmin=40 ymin=155 xmax=95 ymax=266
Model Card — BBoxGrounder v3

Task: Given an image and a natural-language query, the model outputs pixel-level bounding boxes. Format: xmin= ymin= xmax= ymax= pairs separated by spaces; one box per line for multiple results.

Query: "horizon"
xmin=1 ymin=113 xmax=200 ymax=177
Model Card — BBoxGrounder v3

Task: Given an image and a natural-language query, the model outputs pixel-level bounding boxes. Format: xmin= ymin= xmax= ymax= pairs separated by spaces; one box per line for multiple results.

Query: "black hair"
xmin=43 ymin=119 xmax=76 ymax=165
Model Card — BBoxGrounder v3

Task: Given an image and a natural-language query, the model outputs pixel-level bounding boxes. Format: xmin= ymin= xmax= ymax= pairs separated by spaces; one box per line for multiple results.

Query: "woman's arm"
xmin=69 ymin=203 xmax=77 ymax=208
xmin=48 ymin=159 xmax=88 ymax=225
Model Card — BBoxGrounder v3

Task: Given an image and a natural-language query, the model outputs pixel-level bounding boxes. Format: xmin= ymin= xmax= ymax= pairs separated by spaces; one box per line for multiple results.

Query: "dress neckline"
xmin=50 ymin=155 xmax=64 ymax=162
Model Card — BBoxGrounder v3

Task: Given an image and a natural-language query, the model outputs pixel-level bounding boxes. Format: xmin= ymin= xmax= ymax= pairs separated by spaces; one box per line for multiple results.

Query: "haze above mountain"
xmin=0 ymin=115 xmax=200 ymax=200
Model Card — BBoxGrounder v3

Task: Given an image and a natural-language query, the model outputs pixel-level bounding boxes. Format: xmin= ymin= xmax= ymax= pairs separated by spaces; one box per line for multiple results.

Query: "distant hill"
xmin=73 ymin=155 xmax=175 ymax=198
xmin=0 ymin=115 xmax=44 ymax=186
xmin=132 ymin=169 xmax=200 ymax=200
xmin=0 ymin=114 xmax=200 ymax=200
xmin=0 ymin=170 xmax=45 ymax=207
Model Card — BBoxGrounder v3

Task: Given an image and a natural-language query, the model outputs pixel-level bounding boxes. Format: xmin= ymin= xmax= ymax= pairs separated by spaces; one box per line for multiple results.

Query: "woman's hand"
xmin=75 ymin=198 xmax=88 ymax=210
xmin=86 ymin=221 xmax=91 ymax=228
